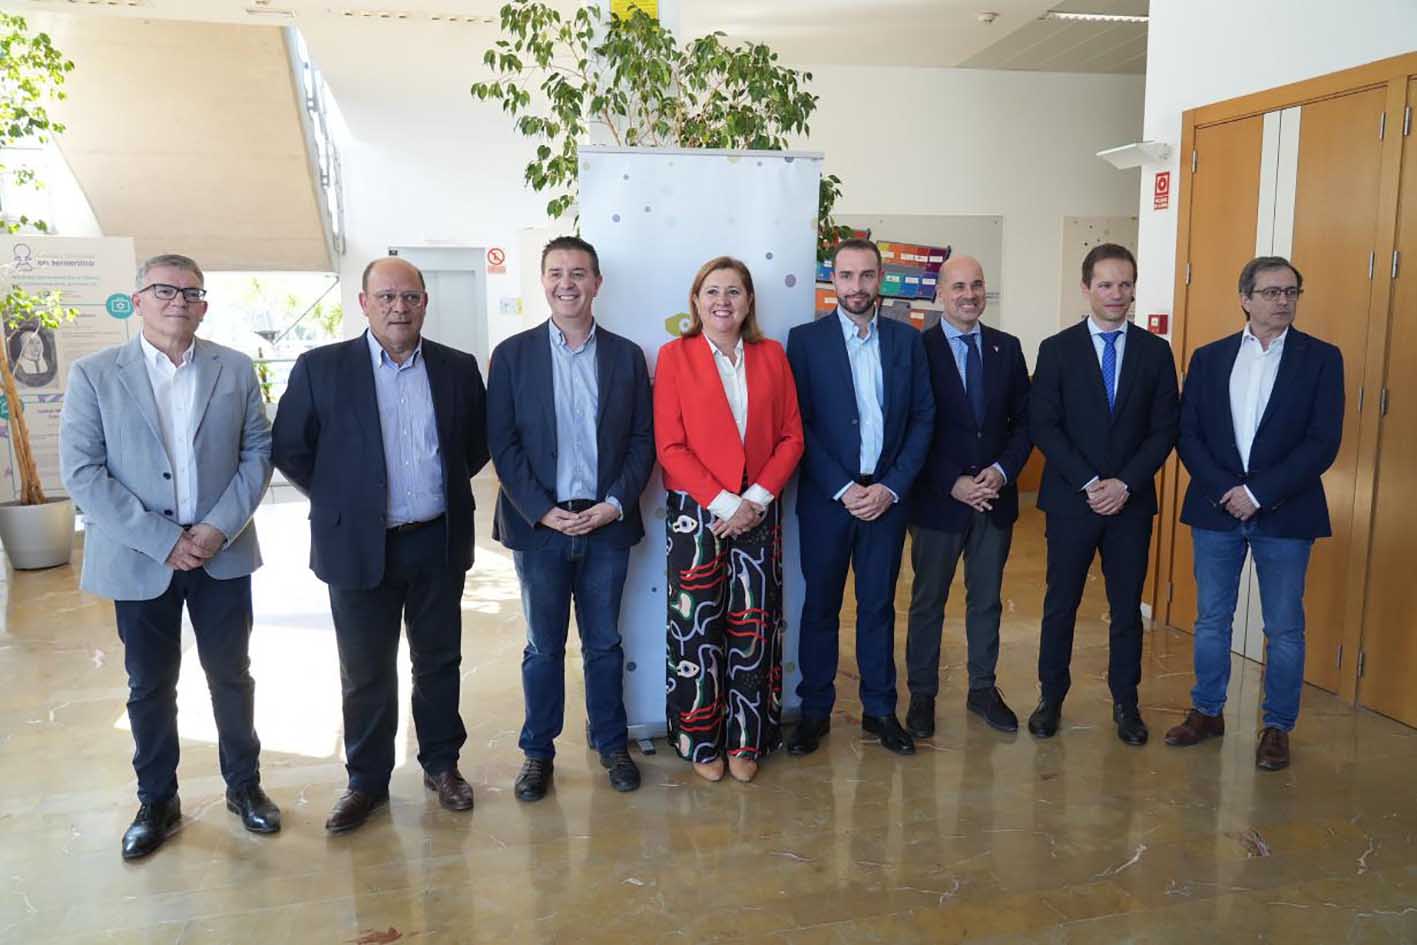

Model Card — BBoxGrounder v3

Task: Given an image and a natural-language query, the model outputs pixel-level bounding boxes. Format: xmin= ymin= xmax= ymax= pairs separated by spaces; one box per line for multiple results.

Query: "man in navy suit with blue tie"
xmin=1166 ymin=256 xmax=1342 ymax=771
xmin=786 ymin=238 xmax=935 ymax=756
xmin=1028 ymin=243 xmax=1179 ymax=746
xmin=486 ymin=236 xmax=654 ymax=801
xmin=905 ymin=256 xmax=1032 ymax=738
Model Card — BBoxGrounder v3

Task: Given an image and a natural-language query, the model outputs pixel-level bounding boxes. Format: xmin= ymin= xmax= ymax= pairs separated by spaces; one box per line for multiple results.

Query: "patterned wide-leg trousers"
xmin=665 ymin=491 xmax=785 ymax=763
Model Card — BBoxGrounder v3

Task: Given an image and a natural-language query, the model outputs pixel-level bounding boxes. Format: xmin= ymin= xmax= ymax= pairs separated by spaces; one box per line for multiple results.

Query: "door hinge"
xmin=1358 ymin=649 xmax=1366 ymax=678
xmin=1380 ymin=111 xmax=1387 ymax=140
xmin=1185 ymin=262 xmax=1192 ymax=286
xmin=1358 ymin=386 xmax=1365 ymax=411
xmin=1395 ymin=250 xmax=1402 ymax=279
xmin=1406 ymin=105 xmax=1413 ymax=137
xmin=1369 ymin=251 xmax=1376 ymax=279
xmin=1380 ymin=387 xmax=1390 ymax=416
xmin=1337 ymin=644 xmax=1344 ymax=669
xmin=1191 ymin=149 xmax=1197 ymax=173
xmin=1166 ymin=581 xmax=1174 ymax=604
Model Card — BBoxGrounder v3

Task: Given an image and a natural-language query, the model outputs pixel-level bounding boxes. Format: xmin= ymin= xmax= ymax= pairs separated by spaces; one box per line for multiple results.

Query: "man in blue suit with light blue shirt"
xmin=786 ymin=237 xmax=935 ymax=757
xmin=486 ymin=236 xmax=654 ymax=802
xmin=1166 ymin=256 xmax=1342 ymax=772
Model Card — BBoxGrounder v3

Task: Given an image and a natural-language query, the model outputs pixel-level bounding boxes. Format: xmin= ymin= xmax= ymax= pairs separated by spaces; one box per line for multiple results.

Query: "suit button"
xmin=977 ymin=432 xmax=983 ymax=438
xmin=850 ymin=419 xmax=858 ymax=426
xmin=163 ymin=472 xmax=172 ymax=480
xmin=164 ymin=510 xmax=173 ymax=517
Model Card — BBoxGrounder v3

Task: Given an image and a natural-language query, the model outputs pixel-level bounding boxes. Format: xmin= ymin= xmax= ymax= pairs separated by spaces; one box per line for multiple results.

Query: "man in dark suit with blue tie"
xmin=273 ymin=256 xmax=489 ymax=833
xmin=786 ymin=238 xmax=935 ymax=756
xmin=486 ymin=236 xmax=654 ymax=801
xmin=905 ymin=256 xmax=1032 ymax=738
xmin=1028 ymin=243 xmax=1179 ymax=746
xmin=1166 ymin=256 xmax=1342 ymax=771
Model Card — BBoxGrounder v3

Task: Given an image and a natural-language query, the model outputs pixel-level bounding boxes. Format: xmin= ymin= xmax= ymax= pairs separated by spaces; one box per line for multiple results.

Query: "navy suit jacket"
xmin=909 ymin=323 xmax=1032 ymax=532
xmin=786 ymin=313 xmax=935 ymax=514
xmin=272 ymin=333 xmax=489 ymax=589
xmin=486 ymin=321 xmax=654 ymax=550
xmin=1178 ymin=327 xmax=1343 ymax=538
xmin=1030 ymin=320 xmax=1179 ymax=518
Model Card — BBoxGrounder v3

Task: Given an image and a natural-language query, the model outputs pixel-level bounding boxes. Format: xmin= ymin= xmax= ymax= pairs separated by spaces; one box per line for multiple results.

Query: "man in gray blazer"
xmin=60 ymin=253 xmax=277 ymax=860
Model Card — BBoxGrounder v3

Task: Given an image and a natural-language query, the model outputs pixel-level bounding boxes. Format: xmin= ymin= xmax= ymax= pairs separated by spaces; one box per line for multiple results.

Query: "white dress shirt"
xmin=1229 ymin=325 xmax=1287 ymax=507
xmin=140 ymin=333 xmax=199 ymax=525
xmin=705 ymin=334 xmax=774 ymax=521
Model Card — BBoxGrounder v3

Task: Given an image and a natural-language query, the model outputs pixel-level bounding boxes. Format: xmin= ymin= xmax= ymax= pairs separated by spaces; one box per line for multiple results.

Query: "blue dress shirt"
xmin=549 ymin=319 xmax=619 ymax=516
xmin=366 ymin=330 xmax=446 ymax=526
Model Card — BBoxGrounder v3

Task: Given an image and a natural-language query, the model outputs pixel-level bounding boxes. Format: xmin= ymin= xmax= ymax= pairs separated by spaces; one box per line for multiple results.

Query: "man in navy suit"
xmin=905 ymin=256 xmax=1032 ymax=738
xmin=1167 ymin=256 xmax=1342 ymax=771
xmin=785 ymin=238 xmax=935 ymax=756
xmin=273 ymin=256 xmax=489 ymax=832
xmin=1028 ymin=243 xmax=1179 ymax=746
xmin=486 ymin=236 xmax=654 ymax=801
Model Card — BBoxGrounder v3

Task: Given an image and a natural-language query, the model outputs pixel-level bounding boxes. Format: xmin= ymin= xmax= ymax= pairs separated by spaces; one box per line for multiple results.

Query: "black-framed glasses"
xmin=140 ymin=283 xmax=207 ymax=303
xmin=370 ymin=290 xmax=427 ymax=308
xmin=1252 ymin=287 xmax=1303 ymax=301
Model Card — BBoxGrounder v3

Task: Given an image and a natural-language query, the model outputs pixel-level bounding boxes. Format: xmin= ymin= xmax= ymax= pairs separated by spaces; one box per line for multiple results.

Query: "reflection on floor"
xmin=2 ymin=476 xmax=1416 ymax=945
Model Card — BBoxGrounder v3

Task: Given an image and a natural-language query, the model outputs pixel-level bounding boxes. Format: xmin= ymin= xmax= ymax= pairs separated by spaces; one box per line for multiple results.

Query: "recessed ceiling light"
xmin=1042 ymin=11 xmax=1149 ymax=23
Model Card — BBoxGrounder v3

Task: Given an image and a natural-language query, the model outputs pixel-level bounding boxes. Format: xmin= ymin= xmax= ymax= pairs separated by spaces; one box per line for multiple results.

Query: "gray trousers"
xmin=906 ymin=513 xmax=1014 ymax=696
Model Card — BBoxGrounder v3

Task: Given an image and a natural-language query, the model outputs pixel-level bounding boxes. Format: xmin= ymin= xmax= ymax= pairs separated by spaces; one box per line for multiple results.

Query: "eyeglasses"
xmin=140 ymin=283 xmax=207 ymax=303
xmin=1252 ymin=287 xmax=1303 ymax=301
xmin=370 ymin=291 xmax=427 ymax=308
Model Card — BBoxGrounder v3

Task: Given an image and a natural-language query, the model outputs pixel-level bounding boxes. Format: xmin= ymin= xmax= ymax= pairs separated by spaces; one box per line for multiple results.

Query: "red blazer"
xmin=654 ymin=334 xmax=805 ymax=510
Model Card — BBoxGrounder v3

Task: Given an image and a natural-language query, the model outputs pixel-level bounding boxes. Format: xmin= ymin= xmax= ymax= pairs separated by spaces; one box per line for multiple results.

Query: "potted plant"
xmin=0 ymin=12 xmax=79 ymax=569
xmin=470 ymin=1 xmax=853 ymax=259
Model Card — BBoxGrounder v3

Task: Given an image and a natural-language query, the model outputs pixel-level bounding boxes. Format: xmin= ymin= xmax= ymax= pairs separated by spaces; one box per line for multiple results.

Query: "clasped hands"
xmin=951 ymin=467 xmax=1006 ymax=513
xmin=841 ymin=482 xmax=895 ymax=521
xmin=539 ymin=502 xmax=621 ymax=537
xmin=1085 ymin=478 xmax=1129 ymax=516
xmin=1218 ymin=485 xmax=1258 ymax=521
xmin=710 ymin=498 xmax=765 ymax=540
xmin=165 ymin=523 xmax=226 ymax=571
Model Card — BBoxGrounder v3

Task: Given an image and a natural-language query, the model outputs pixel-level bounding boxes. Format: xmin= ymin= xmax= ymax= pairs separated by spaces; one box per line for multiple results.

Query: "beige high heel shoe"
xmin=727 ymin=755 xmax=758 ymax=783
xmin=693 ymin=758 xmax=726 ymax=782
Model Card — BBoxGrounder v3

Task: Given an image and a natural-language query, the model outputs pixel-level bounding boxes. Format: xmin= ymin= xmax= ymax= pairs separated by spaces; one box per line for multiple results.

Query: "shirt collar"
xmin=705 ymin=332 xmax=744 ymax=365
xmin=1241 ymin=324 xmax=1288 ymax=350
xmin=366 ymin=328 xmax=422 ymax=369
xmin=836 ymin=306 xmax=877 ymax=342
xmin=139 ymin=332 xmax=195 ymax=368
xmin=549 ymin=317 xmax=596 ymax=353
xmin=1086 ymin=316 xmax=1128 ymax=339
xmin=939 ymin=318 xmax=980 ymax=342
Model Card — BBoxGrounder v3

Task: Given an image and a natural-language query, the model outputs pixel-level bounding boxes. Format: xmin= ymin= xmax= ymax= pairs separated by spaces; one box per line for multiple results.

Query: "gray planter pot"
xmin=0 ymin=497 xmax=76 ymax=570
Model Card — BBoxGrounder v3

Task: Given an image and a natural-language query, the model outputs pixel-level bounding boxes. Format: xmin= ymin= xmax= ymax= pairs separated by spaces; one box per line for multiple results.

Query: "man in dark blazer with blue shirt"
xmin=1028 ymin=243 xmax=1179 ymax=746
xmin=1166 ymin=256 xmax=1342 ymax=772
xmin=786 ymin=238 xmax=935 ymax=757
xmin=273 ymin=255 xmax=489 ymax=833
xmin=905 ymin=256 xmax=1032 ymax=739
xmin=486 ymin=236 xmax=653 ymax=802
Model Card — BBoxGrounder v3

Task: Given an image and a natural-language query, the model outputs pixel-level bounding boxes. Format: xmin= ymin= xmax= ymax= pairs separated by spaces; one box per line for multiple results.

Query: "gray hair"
xmin=1238 ymin=256 xmax=1302 ymax=297
xmin=136 ymin=253 xmax=204 ymax=289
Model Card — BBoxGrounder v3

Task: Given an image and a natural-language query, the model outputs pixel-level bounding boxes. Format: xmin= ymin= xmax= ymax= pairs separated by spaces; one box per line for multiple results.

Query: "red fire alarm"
xmin=1154 ymin=171 xmax=1171 ymax=210
xmin=1147 ymin=313 xmax=1169 ymax=334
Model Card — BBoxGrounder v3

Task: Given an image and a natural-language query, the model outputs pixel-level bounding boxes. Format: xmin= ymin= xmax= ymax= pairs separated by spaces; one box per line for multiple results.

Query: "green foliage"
xmin=0 ymin=280 xmax=77 ymax=334
xmin=254 ymin=347 xmax=274 ymax=405
xmin=1 ymin=12 xmax=75 ymax=235
xmin=471 ymin=1 xmax=850 ymax=260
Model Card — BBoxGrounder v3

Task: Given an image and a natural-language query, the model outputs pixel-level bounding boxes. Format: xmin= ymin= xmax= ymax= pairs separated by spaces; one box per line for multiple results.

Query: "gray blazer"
xmin=59 ymin=336 xmax=272 ymax=601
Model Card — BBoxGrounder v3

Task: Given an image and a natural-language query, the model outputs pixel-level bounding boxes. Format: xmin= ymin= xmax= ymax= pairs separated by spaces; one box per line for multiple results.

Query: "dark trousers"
xmin=1038 ymin=511 xmax=1153 ymax=707
xmin=796 ymin=497 xmax=909 ymax=719
xmin=513 ymin=537 xmax=631 ymax=760
xmin=328 ymin=520 xmax=467 ymax=794
xmin=114 ymin=570 xmax=260 ymax=804
xmin=906 ymin=513 xmax=1014 ymax=696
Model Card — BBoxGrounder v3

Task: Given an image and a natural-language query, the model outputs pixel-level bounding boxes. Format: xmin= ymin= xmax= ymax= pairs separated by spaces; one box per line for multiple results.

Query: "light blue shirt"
xmin=1086 ymin=316 xmax=1128 ymax=378
xmin=938 ymin=319 xmax=1008 ymax=483
xmin=366 ymin=330 xmax=446 ymax=527
xmin=835 ymin=306 xmax=889 ymax=500
xmin=549 ymin=319 xmax=615 ymax=515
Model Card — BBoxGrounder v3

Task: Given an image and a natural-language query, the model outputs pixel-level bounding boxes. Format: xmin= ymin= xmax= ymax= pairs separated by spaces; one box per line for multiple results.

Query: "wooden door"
xmin=1357 ymin=78 xmax=1417 ymax=726
xmin=1165 ymin=116 xmax=1263 ymax=632
xmin=1287 ymin=86 xmax=1388 ymax=694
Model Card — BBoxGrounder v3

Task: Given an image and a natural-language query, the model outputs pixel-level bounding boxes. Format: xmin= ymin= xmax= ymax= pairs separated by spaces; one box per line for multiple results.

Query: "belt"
xmin=556 ymin=499 xmax=596 ymax=513
xmin=388 ymin=514 xmax=444 ymax=534
xmin=854 ymin=474 xmax=877 ymax=486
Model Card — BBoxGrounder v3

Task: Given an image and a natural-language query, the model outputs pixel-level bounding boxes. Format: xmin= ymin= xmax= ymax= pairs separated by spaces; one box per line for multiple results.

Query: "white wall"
xmin=1136 ymin=0 xmax=1417 ymax=331
xmin=800 ymin=65 xmax=1144 ymax=363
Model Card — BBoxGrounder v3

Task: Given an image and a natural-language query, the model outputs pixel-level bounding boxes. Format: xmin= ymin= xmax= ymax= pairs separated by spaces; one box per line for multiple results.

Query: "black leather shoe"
xmin=423 ymin=768 xmax=475 ymax=811
xmin=967 ymin=687 xmax=1019 ymax=733
xmin=514 ymin=757 xmax=554 ymax=802
xmin=786 ymin=718 xmax=831 ymax=756
xmin=600 ymin=749 xmax=641 ymax=793
xmin=905 ymin=694 xmax=935 ymax=738
xmin=861 ymin=714 xmax=916 ymax=755
xmin=226 ymin=784 xmax=281 ymax=834
xmin=121 ymin=797 xmax=181 ymax=860
xmin=1027 ymin=698 xmax=1062 ymax=738
xmin=1113 ymin=704 xmax=1149 ymax=746
xmin=324 ymin=789 xmax=388 ymax=834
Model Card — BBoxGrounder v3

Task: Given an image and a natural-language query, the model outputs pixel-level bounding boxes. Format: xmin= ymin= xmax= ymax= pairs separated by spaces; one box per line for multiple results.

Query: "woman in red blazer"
xmin=655 ymin=256 xmax=805 ymax=783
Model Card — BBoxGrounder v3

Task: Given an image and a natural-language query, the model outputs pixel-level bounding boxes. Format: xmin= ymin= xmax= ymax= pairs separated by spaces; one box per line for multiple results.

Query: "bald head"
xmin=937 ymin=255 xmax=987 ymax=331
xmin=361 ymin=256 xmax=426 ymax=292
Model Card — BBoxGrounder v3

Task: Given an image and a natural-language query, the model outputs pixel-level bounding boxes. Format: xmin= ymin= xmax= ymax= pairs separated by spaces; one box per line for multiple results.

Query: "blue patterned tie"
xmin=962 ymin=333 xmax=985 ymax=427
xmin=1101 ymin=330 xmax=1121 ymax=412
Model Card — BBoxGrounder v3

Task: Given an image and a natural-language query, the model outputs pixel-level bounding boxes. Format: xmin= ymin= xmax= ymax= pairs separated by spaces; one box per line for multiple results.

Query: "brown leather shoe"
xmin=1164 ymin=709 xmax=1225 ymax=747
xmin=1256 ymin=727 xmax=1291 ymax=771
xmin=324 ymin=789 xmax=388 ymax=833
xmin=423 ymin=768 xmax=475 ymax=811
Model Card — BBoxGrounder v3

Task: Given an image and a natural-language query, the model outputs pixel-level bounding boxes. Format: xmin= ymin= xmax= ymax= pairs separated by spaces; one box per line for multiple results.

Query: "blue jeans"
xmin=1190 ymin=524 xmax=1313 ymax=731
xmin=513 ymin=538 xmax=631 ymax=759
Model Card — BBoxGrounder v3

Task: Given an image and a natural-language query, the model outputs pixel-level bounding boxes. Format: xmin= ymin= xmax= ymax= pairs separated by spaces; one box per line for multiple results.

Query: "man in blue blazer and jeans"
xmin=786 ymin=238 xmax=935 ymax=757
xmin=486 ymin=236 xmax=654 ymax=801
xmin=1168 ymin=256 xmax=1343 ymax=771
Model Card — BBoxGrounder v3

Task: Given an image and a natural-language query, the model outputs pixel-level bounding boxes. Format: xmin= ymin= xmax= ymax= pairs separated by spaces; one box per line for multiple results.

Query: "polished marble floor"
xmin=2 ymin=477 xmax=1415 ymax=944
